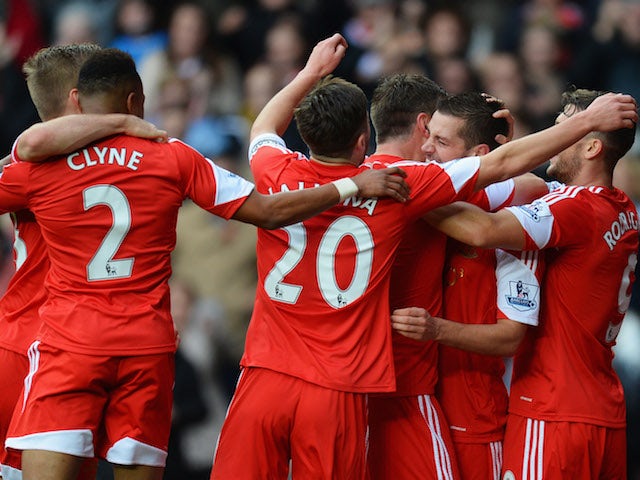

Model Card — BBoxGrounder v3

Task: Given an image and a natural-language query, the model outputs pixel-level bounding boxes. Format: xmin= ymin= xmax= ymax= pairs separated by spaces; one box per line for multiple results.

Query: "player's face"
xmin=547 ymin=108 xmax=583 ymax=183
xmin=421 ymin=111 xmax=473 ymax=163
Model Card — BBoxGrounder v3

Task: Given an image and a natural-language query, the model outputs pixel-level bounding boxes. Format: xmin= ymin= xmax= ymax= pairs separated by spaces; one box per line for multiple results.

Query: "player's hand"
xmin=124 ymin=116 xmax=168 ymax=143
xmin=303 ymin=33 xmax=348 ymax=78
xmin=351 ymin=166 xmax=409 ymax=202
xmin=482 ymin=93 xmax=514 ymax=144
xmin=585 ymin=92 xmax=638 ymax=131
xmin=391 ymin=307 xmax=437 ymax=341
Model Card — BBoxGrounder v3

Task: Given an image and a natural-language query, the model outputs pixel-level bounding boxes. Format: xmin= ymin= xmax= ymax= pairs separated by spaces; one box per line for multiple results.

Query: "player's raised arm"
xmin=250 ymin=33 xmax=347 ymax=141
xmin=474 ymin=92 xmax=637 ymax=190
xmin=15 ymin=114 xmax=167 ymax=162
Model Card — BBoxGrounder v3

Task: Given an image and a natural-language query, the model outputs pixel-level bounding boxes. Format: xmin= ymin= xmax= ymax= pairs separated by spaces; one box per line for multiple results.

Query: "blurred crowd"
xmin=1 ymin=0 xmax=639 ymax=478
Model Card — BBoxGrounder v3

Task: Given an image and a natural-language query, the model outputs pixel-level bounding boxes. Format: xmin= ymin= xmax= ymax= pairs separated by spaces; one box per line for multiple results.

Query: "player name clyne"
xmin=66 ymin=147 xmax=143 ymax=172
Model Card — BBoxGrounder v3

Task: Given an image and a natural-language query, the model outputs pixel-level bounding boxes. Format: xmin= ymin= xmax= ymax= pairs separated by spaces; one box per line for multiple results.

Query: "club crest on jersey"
xmin=515 ymin=199 xmax=550 ymax=222
xmin=505 ymin=280 xmax=539 ymax=311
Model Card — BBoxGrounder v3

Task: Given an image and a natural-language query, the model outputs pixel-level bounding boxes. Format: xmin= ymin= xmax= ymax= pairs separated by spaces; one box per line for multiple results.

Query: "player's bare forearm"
xmin=425 ymin=202 xmax=525 ymax=249
xmin=475 ymin=93 xmax=637 ymax=190
xmin=233 ymin=167 xmax=409 ymax=229
xmin=509 ymin=173 xmax=548 ymax=206
xmin=250 ymin=33 xmax=348 ymax=140
xmin=391 ymin=308 xmax=527 ymax=356
xmin=16 ymin=114 xmax=167 ymax=162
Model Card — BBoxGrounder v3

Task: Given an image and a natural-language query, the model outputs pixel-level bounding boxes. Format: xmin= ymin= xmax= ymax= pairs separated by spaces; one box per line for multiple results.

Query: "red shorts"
xmin=0 ymin=347 xmax=29 ymax=476
xmin=452 ymin=440 xmax=502 ymax=480
xmin=502 ymin=414 xmax=626 ymax=480
xmin=211 ymin=367 xmax=368 ymax=479
xmin=5 ymin=341 xmax=174 ymax=467
xmin=367 ymin=394 xmax=460 ymax=480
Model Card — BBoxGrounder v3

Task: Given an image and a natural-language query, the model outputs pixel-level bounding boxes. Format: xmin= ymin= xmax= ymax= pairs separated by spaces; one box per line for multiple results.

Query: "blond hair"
xmin=23 ymin=43 xmax=101 ymax=120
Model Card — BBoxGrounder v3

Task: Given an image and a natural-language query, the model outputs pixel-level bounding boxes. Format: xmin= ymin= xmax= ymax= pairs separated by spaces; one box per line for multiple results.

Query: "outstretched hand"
xmin=303 ymin=33 xmax=348 ymax=78
xmin=391 ymin=307 xmax=437 ymax=341
xmin=585 ymin=92 xmax=638 ymax=131
xmin=351 ymin=167 xmax=409 ymax=203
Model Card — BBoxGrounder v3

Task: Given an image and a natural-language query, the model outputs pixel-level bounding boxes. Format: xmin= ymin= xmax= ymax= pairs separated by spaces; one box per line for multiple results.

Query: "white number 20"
xmin=83 ymin=185 xmax=134 ymax=281
xmin=265 ymin=216 xmax=374 ymax=308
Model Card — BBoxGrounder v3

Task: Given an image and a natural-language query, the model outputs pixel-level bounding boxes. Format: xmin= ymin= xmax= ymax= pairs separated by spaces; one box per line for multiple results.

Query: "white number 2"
xmin=83 ymin=185 xmax=134 ymax=281
xmin=265 ymin=216 xmax=374 ymax=308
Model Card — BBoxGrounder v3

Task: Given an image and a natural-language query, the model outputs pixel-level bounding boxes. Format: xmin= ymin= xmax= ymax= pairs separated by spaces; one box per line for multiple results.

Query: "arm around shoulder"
xmin=425 ymin=202 xmax=526 ymax=250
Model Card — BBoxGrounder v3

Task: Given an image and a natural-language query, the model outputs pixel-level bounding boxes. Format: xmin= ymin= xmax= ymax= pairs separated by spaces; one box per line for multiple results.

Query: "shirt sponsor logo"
xmin=505 ymin=280 xmax=538 ymax=311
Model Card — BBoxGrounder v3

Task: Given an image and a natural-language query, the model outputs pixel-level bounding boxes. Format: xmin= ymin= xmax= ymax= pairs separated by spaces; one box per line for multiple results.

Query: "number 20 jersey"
xmin=506 ymin=185 xmax=638 ymax=427
xmin=3 ymin=135 xmax=253 ymax=356
xmin=243 ymin=134 xmax=481 ymax=393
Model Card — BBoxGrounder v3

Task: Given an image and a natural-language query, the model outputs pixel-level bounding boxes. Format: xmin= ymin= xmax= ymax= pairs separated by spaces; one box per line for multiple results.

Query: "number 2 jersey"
xmin=3 ymin=135 xmax=253 ymax=356
xmin=506 ymin=185 xmax=638 ymax=427
xmin=243 ymin=134 xmax=482 ymax=393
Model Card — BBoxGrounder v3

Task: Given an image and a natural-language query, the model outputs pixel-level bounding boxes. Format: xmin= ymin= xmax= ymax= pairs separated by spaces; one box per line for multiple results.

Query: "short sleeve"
xmin=495 ymin=249 xmax=543 ymax=326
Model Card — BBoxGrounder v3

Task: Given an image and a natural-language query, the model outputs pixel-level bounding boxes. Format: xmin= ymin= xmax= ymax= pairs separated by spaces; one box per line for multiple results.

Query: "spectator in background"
xmin=216 ymin=0 xmax=305 ymax=72
xmin=165 ymin=279 xmax=210 ymax=480
xmin=139 ymin=1 xmax=242 ymax=122
xmin=496 ymin=0 xmax=586 ymax=59
xmin=263 ymin=14 xmax=308 ymax=89
xmin=477 ymin=52 xmax=533 ymax=139
xmin=0 ymin=0 xmax=42 ymax=155
xmin=109 ymin=0 xmax=167 ymax=68
xmin=570 ymin=0 xmax=640 ymax=108
xmin=52 ymin=2 xmax=101 ymax=45
xmin=431 ymin=56 xmax=479 ymax=95
xmin=518 ymin=24 xmax=566 ymax=131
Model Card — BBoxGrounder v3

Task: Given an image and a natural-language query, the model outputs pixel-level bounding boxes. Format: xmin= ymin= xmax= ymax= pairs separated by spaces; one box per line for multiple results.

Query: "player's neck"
xmin=571 ymin=170 xmax=613 ymax=189
xmin=375 ymin=140 xmax=423 ymax=162
xmin=311 ymin=153 xmax=359 ymax=167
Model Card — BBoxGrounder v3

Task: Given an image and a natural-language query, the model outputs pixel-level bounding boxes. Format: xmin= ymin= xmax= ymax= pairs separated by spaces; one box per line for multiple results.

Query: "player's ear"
xmin=416 ymin=112 xmax=430 ymax=137
xmin=69 ymin=88 xmax=82 ymax=113
xmin=126 ymin=91 xmax=145 ymax=118
xmin=584 ymin=137 xmax=603 ymax=160
xmin=472 ymin=144 xmax=490 ymax=156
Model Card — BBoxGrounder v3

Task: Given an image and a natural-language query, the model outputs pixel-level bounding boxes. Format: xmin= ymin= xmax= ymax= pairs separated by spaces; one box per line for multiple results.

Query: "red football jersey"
xmin=437 ymin=186 xmax=540 ymax=444
xmin=1 ymin=136 xmax=253 ymax=356
xmin=385 ymin=178 xmax=517 ymax=397
xmin=506 ymin=185 xmax=638 ymax=427
xmin=0 ymin=211 xmax=48 ymax=355
xmin=242 ymin=135 xmax=481 ymax=393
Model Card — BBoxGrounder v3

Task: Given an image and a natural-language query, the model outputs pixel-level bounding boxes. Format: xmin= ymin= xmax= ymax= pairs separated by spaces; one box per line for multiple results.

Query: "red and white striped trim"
xmin=417 ymin=394 xmax=456 ymax=480
xmin=522 ymin=418 xmax=545 ymax=480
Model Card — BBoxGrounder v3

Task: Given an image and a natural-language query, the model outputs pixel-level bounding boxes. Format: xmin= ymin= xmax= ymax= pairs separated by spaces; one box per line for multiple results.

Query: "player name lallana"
xmin=603 ymin=209 xmax=638 ymax=251
xmin=267 ymin=183 xmax=379 ymax=215
xmin=66 ymin=147 xmax=143 ymax=172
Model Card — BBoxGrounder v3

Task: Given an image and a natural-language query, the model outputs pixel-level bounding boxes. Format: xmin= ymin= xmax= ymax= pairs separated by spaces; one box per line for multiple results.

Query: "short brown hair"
xmin=370 ymin=74 xmax=446 ymax=143
xmin=561 ymin=87 xmax=636 ymax=172
xmin=23 ymin=43 xmax=101 ymax=120
xmin=435 ymin=92 xmax=509 ymax=151
xmin=294 ymin=76 xmax=368 ymax=158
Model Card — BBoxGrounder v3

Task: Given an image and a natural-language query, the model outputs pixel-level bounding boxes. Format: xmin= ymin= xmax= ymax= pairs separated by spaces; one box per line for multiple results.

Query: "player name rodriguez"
xmin=66 ymin=147 xmax=143 ymax=171
xmin=267 ymin=183 xmax=378 ymax=215
xmin=603 ymin=210 xmax=638 ymax=251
